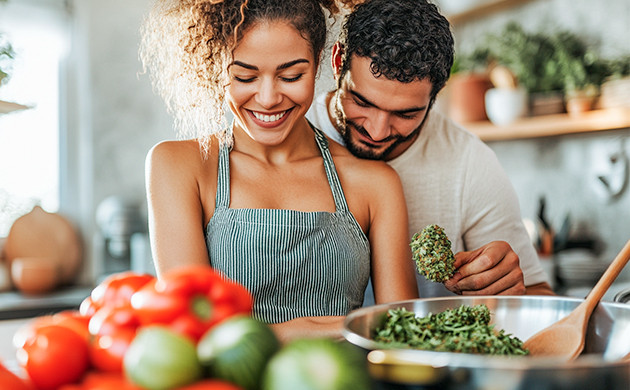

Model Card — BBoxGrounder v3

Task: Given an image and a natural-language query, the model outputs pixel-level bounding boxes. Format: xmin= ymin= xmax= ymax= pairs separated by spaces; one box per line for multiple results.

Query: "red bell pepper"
xmin=130 ymin=265 xmax=253 ymax=341
xmin=87 ymin=272 xmax=156 ymax=312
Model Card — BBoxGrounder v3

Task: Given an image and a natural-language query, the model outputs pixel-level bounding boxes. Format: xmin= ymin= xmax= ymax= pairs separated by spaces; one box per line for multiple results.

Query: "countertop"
xmin=0 ymin=285 xmax=92 ymax=320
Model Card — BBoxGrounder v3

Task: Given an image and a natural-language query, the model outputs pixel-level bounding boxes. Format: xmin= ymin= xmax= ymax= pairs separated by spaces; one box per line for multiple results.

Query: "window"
xmin=0 ymin=0 xmax=69 ymax=236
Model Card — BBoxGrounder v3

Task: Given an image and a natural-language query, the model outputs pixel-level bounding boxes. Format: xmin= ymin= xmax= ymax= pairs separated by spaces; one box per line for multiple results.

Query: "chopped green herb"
xmin=410 ymin=224 xmax=456 ymax=282
xmin=373 ymin=305 xmax=529 ymax=356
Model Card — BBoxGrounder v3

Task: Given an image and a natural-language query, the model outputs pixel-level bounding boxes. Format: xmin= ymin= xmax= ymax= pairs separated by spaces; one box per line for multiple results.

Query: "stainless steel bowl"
xmin=343 ymin=296 xmax=630 ymax=390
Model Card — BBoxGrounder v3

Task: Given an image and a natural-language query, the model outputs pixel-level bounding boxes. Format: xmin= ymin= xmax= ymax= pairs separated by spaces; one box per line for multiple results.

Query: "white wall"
xmin=66 ymin=0 xmax=172 ymax=282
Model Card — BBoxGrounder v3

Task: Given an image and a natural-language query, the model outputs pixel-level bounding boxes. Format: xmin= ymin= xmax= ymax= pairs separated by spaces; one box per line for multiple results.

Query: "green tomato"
xmin=262 ymin=338 xmax=372 ymax=390
xmin=197 ymin=315 xmax=280 ymax=390
xmin=123 ymin=326 xmax=202 ymax=390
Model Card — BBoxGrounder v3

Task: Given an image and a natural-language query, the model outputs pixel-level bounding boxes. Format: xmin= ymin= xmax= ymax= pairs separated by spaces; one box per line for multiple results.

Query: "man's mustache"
xmin=347 ymin=120 xmax=402 ymax=144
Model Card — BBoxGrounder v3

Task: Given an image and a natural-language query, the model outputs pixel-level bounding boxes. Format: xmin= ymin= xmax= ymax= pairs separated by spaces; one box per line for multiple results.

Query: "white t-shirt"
xmin=306 ymin=93 xmax=550 ymax=299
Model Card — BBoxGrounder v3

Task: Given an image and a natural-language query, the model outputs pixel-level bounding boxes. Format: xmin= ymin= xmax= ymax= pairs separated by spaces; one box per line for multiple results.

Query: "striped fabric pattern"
xmin=205 ymin=126 xmax=370 ymax=324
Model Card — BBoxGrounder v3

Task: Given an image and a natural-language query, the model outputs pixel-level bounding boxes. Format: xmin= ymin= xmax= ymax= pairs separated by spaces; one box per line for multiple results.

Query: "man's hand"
xmin=443 ymin=241 xmax=526 ymax=295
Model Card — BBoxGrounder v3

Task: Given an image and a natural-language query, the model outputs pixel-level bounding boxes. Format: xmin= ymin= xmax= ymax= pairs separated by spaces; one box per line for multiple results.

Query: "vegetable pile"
xmin=410 ymin=224 xmax=456 ymax=282
xmin=4 ymin=265 xmax=371 ymax=390
xmin=373 ymin=304 xmax=529 ymax=356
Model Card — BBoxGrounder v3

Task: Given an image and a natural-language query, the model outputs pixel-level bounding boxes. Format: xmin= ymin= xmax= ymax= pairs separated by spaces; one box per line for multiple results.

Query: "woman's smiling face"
xmin=226 ymin=21 xmax=317 ymax=146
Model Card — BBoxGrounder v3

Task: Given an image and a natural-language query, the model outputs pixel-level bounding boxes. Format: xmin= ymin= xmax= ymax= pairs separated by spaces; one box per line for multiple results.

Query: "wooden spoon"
xmin=523 ymin=238 xmax=630 ymax=359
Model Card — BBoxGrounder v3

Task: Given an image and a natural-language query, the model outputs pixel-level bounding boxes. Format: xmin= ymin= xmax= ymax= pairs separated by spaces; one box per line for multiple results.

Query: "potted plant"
xmin=446 ymin=47 xmax=494 ymax=123
xmin=469 ymin=23 xmax=566 ymax=116
xmin=599 ymin=54 xmax=630 ymax=109
xmin=550 ymin=30 xmax=610 ymax=116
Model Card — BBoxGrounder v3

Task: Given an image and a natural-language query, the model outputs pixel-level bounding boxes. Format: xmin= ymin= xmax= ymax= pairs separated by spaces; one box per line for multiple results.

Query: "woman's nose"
xmin=256 ymin=78 xmax=283 ymax=108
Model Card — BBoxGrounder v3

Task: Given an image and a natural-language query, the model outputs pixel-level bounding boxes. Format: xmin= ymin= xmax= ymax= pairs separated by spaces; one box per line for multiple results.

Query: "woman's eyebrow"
xmin=232 ymin=58 xmax=310 ymax=71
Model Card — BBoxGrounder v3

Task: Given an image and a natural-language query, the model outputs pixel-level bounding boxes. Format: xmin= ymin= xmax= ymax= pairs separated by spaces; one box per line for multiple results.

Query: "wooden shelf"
xmin=463 ymin=107 xmax=630 ymax=142
xmin=445 ymin=0 xmax=535 ymax=25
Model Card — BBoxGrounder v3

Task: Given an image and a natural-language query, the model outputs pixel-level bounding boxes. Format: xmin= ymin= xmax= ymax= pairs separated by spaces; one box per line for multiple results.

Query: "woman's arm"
xmin=269 ymin=316 xmax=346 ymax=344
xmin=368 ymin=166 xmax=419 ymax=303
xmin=145 ymin=141 xmax=211 ymax=277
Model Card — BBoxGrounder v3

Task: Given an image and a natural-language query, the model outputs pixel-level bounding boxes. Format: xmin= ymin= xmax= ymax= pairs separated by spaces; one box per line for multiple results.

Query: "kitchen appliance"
xmin=343 ymin=296 xmax=630 ymax=390
xmin=94 ymin=196 xmax=147 ymax=278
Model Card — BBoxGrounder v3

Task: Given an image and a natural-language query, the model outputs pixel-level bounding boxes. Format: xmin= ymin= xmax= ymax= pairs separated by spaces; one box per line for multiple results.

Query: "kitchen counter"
xmin=0 ymin=285 xmax=92 ymax=320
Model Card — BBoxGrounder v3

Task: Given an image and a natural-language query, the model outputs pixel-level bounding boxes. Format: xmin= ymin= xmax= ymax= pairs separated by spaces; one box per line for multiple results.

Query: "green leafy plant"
xmin=456 ymin=22 xmax=614 ymax=96
xmin=605 ymin=54 xmax=630 ymax=80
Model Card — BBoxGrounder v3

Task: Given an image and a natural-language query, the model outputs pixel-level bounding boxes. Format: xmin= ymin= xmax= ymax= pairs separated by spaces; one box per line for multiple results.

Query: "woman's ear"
xmin=331 ymin=42 xmax=343 ymax=78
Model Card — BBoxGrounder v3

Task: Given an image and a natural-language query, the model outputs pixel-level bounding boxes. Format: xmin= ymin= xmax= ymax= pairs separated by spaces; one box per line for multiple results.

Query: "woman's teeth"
xmin=253 ymin=110 xmax=286 ymax=122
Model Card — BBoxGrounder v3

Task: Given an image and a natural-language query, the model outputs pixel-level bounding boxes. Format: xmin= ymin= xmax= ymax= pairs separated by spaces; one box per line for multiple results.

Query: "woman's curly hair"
xmin=338 ymin=0 xmax=454 ymax=100
xmin=140 ymin=0 xmax=360 ymax=148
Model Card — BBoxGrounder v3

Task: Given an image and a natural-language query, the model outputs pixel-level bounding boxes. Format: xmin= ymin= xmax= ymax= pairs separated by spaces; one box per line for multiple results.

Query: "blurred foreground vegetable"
xmin=124 ymin=326 xmax=203 ymax=390
xmin=82 ymin=272 xmax=155 ymax=372
xmin=16 ymin=324 xmax=90 ymax=390
xmin=0 ymin=359 xmax=32 ymax=390
xmin=262 ymin=338 xmax=372 ymax=390
xmin=11 ymin=265 xmax=371 ymax=389
xmin=197 ymin=315 xmax=280 ymax=390
xmin=131 ymin=265 xmax=253 ymax=341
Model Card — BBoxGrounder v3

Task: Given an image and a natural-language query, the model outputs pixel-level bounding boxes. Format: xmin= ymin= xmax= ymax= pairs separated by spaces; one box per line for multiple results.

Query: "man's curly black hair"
xmin=338 ymin=0 xmax=454 ymax=99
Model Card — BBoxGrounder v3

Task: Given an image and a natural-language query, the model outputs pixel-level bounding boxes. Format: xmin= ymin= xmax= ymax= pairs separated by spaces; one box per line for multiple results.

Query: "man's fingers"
xmin=458 ymin=267 xmax=525 ymax=295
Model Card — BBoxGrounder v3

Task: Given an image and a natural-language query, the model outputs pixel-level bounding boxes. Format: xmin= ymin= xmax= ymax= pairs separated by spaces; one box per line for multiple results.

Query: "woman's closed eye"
xmin=233 ymin=75 xmax=256 ymax=83
xmin=280 ymin=73 xmax=303 ymax=82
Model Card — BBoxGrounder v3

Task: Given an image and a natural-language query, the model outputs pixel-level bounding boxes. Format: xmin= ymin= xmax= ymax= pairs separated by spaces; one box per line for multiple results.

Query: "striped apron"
xmin=205 ymin=126 xmax=370 ymax=323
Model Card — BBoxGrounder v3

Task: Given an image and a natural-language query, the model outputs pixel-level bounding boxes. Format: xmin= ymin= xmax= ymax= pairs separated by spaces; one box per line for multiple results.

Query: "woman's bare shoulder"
xmin=147 ymin=138 xmax=220 ymax=171
xmin=328 ymin=140 xmax=399 ymax=183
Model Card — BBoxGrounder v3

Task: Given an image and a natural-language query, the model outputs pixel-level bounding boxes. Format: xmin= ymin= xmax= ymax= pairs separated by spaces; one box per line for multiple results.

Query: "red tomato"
xmin=175 ymin=379 xmax=243 ymax=390
xmin=0 ymin=360 xmax=33 ymax=390
xmin=17 ymin=324 xmax=90 ymax=390
xmin=13 ymin=310 xmax=91 ymax=350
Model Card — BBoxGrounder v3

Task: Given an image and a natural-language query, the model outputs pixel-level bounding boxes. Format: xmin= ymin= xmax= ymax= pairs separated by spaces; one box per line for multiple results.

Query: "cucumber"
xmin=197 ymin=315 xmax=280 ymax=390
xmin=262 ymin=338 xmax=372 ymax=390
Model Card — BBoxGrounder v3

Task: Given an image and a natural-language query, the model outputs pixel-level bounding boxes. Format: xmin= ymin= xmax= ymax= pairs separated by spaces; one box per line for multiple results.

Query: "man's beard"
xmin=340 ymin=119 xmax=424 ymax=161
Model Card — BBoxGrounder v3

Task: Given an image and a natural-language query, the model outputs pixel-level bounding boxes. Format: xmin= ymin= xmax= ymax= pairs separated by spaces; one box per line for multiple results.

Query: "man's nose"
xmin=366 ymin=110 xmax=391 ymax=141
xmin=256 ymin=78 xmax=282 ymax=108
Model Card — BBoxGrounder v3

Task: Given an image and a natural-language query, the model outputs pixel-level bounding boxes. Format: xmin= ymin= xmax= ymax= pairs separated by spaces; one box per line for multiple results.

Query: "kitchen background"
xmin=0 ymin=0 xmax=629 ymax=305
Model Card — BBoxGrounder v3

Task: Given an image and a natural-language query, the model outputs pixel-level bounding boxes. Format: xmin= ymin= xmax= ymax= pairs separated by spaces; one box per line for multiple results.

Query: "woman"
xmin=140 ymin=0 xmax=418 ymax=342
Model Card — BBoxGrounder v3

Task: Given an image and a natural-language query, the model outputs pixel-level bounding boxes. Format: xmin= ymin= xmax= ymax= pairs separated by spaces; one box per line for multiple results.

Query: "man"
xmin=306 ymin=0 xmax=554 ymax=298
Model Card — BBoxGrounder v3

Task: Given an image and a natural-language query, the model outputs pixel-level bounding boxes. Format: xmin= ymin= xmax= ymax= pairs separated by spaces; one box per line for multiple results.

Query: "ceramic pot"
xmin=485 ymin=87 xmax=528 ymax=125
xmin=447 ymin=72 xmax=493 ymax=123
xmin=3 ymin=206 xmax=83 ymax=291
